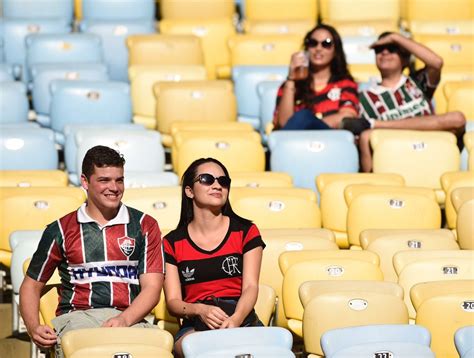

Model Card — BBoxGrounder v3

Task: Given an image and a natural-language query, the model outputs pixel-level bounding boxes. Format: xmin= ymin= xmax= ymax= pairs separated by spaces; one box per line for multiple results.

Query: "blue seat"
xmin=455 ymin=326 xmax=474 ymax=358
xmin=0 ymin=38 xmax=4 ymax=63
xmin=268 ymin=130 xmax=359 ymax=192
xmin=321 ymin=324 xmax=434 ymax=358
xmin=25 ymin=33 xmax=103 ymax=83
xmin=342 ymin=35 xmax=377 ymax=65
xmin=79 ymin=20 xmax=155 ymax=81
xmin=1 ymin=19 xmax=71 ymax=83
xmin=49 ymin=80 xmax=132 ymax=143
xmin=0 ymin=64 xmax=15 ymax=82
xmin=232 ymin=65 xmax=287 ymax=130
xmin=0 ymin=128 xmax=58 ymax=170
xmin=2 ymin=0 xmax=74 ymax=23
xmin=30 ymin=63 xmax=109 ymax=126
xmin=0 ymin=82 xmax=29 ymax=124
xmin=257 ymin=80 xmax=281 ymax=136
xmin=81 ymin=0 xmax=156 ymax=21
xmin=182 ymin=327 xmax=294 ymax=358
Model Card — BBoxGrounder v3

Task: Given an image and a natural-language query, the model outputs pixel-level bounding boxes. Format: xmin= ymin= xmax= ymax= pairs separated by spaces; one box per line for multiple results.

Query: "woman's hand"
xmin=197 ymin=304 xmax=229 ymax=329
xmin=289 ymin=51 xmax=309 ymax=79
xmin=220 ymin=315 xmax=241 ymax=329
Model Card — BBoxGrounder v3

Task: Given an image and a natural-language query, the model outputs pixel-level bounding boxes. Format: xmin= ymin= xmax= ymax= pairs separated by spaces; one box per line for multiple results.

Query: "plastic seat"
xmin=464 ymin=131 xmax=474 ymax=170
xmin=321 ymin=324 xmax=433 ymax=358
xmin=0 ymin=128 xmax=58 ymax=170
xmin=129 ymin=65 xmax=207 ymax=128
xmin=268 ymin=130 xmax=359 ymax=192
xmin=244 ymin=0 xmax=317 ymax=22
xmin=79 ymin=20 xmax=155 ymax=81
xmin=316 ymin=173 xmax=405 ymax=248
xmin=61 ymin=327 xmax=174 ymax=358
xmin=434 ymin=71 xmax=474 ymax=113
xmin=230 ymin=171 xmax=293 ymax=188
xmin=121 ymin=187 xmax=181 ymax=235
xmin=257 ymin=80 xmax=283 ymax=136
xmin=454 ymin=191 xmax=474 ymax=249
xmin=440 ymin=171 xmax=474 ymax=229
xmin=411 ymin=280 xmax=474 ymax=358
xmin=348 ymin=63 xmax=381 ymax=83
xmin=3 ymin=0 xmax=74 ymax=22
xmin=182 ymin=327 xmax=294 ymax=358
xmin=371 ymin=129 xmax=460 ymax=204
xmin=230 ymin=187 xmax=321 ymax=230
xmin=243 ymin=20 xmax=315 ymax=36
xmin=81 ymin=0 xmax=156 ymax=21
xmin=360 ymin=229 xmax=459 ymax=282
xmin=159 ymin=19 xmax=236 ymax=79
xmin=259 ymin=228 xmax=337 ymax=327
xmin=0 ymin=81 xmax=29 ymax=124
xmin=445 ymin=81 xmax=474 ymax=121
xmin=300 ymin=281 xmax=408 ymax=356
xmin=342 ymin=35 xmax=377 ymax=64
xmin=0 ymin=187 xmax=85 ymax=267
xmin=455 ymin=326 xmax=474 ymax=358
xmin=232 ymin=65 xmax=287 ymax=129
xmin=49 ymin=80 xmax=132 ymax=142
xmin=0 ymin=170 xmax=68 ymax=187
xmin=30 ymin=63 xmax=109 ymax=126
xmin=0 ymin=64 xmax=15 ymax=82
xmin=393 ymin=250 xmax=474 ymax=319
xmin=345 ymin=185 xmax=441 ymax=248
xmin=159 ymin=0 xmax=235 ymax=21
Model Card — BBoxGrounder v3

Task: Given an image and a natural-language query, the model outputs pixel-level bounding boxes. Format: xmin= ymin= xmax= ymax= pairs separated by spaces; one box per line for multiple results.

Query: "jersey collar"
xmin=371 ymin=75 xmax=408 ymax=94
xmin=77 ymin=203 xmax=130 ymax=229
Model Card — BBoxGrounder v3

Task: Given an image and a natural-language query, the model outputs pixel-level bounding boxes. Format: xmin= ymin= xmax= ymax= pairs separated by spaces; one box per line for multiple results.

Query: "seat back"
xmin=440 ymin=171 xmax=474 ymax=229
xmin=465 ymin=131 xmax=474 ymax=170
xmin=455 ymin=325 xmax=474 ymax=358
xmin=159 ymin=0 xmax=235 ymax=21
xmin=81 ymin=0 xmax=156 ymax=21
xmin=320 ymin=0 xmax=400 ymax=23
xmin=230 ymin=171 xmax=293 ymax=188
xmin=404 ymin=0 xmax=473 ymax=21
xmin=413 ymin=35 xmax=474 ymax=68
xmin=244 ymin=0 xmax=317 ymax=21
xmin=446 ymin=82 xmax=474 ymax=120
xmin=0 ymin=82 xmax=29 ymax=124
xmin=456 ymin=198 xmax=474 ymax=250
xmin=0 ymin=170 xmax=68 ymax=187
xmin=3 ymin=0 xmax=74 ymax=21
xmin=257 ymin=80 xmax=282 ymax=135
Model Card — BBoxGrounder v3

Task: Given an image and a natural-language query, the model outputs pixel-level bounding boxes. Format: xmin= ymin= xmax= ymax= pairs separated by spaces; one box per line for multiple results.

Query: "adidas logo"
xmin=182 ymin=267 xmax=195 ymax=281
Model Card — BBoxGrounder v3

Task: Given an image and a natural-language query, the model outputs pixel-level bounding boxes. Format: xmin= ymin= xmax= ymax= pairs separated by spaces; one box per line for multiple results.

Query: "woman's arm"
xmin=322 ymin=107 xmax=358 ymax=128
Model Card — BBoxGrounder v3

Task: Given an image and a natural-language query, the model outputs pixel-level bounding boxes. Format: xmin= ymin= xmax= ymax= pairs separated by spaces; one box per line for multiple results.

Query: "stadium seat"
xmin=61 ymin=327 xmax=174 ymax=358
xmin=182 ymin=327 xmax=294 ymax=358
xmin=434 ymin=71 xmax=474 ymax=113
xmin=0 ymin=127 xmax=59 ymax=170
xmin=455 ymin=326 xmax=474 ymax=358
xmin=321 ymin=324 xmax=434 ymax=358
xmin=257 ymin=80 xmax=283 ymax=136
xmin=230 ymin=187 xmax=321 ymax=230
xmin=0 ymin=64 xmax=15 ymax=82
xmin=393 ymin=250 xmax=474 ymax=319
xmin=230 ymin=171 xmax=293 ymax=188
xmin=243 ymin=0 xmax=317 ymax=22
xmin=464 ymin=131 xmax=474 ymax=170
xmin=254 ymin=284 xmax=277 ymax=326
xmin=0 ymin=81 xmax=29 ymax=124
xmin=371 ymin=129 xmax=460 ymax=204
xmin=345 ymin=185 xmax=441 ymax=248
xmin=2 ymin=0 xmax=73 ymax=22
xmin=153 ymin=290 xmax=179 ymax=335
xmin=30 ymin=63 xmax=109 ymax=126
xmin=129 ymin=65 xmax=207 ymax=128
xmin=342 ymin=35 xmax=378 ymax=65
xmin=440 ymin=171 xmax=474 ymax=229
xmin=360 ymin=229 xmax=459 ymax=282
xmin=453 ymin=189 xmax=474 ymax=249
xmin=0 ymin=170 xmax=68 ymax=187
xmin=445 ymin=81 xmax=474 ymax=121
xmin=81 ymin=0 xmax=156 ymax=21
xmin=79 ymin=20 xmax=155 ymax=81
xmin=49 ymin=80 xmax=132 ymax=142
xmin=269 ymin=130 xmax=359 ymax=192
xmin=121 ymin=187 xmax=181 ymax=235
xmin=409 ymin=19 xmax=474 ymax=36
xmin=411 ymin=280 xmax=474 ymax=358
xmin=348 ymin=63 xmax=381 ymax=83
xmin=316 ymin=173 xmax=405 ymax=248
xmin=300 ymin=280 xmax=408 ymax=356
xmin=159 ymin=0 xmax=235 ymax=21
xmin=243 ymin=20 xmax=315 ymax=36
xmin=0 ymin=187 xmax=85 ymax=267
xmin=159 ymin=19 xmax=236 ymax=79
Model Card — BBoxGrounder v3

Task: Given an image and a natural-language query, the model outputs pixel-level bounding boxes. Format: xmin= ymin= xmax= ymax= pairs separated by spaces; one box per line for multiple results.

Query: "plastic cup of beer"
xmin=293 ymin=51 xmax=309 ymax=81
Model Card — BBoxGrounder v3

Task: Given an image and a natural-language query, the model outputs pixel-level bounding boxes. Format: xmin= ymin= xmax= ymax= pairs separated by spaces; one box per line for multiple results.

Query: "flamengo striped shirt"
xmin=27 ymin=203 xmax=164 ymax=316
xmin=359 ymin=69 xmax=436 ymax=121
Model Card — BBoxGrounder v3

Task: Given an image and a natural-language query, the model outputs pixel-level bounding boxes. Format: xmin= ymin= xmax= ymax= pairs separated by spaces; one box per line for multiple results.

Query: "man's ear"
xmin=184 ymin=186 xmax=194 ymax=199
xmin=80 ymin=174 xmax=89 ymax=191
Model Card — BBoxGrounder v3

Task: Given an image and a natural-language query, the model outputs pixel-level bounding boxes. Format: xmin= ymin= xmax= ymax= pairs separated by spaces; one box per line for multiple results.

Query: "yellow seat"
xmin=230 ymin=187 xmax=321 ymax=230
xmin=243 ymin=20 xmax=315 ymax=36
xmin=74 ymin=0 xmax=82 ymax=21
xmin=153 ymin=80 xmax=237 ymax=146
xmin=159 ymin=0 xmax=235 ymax=21
xmin=409 ymin=20 xmax=474 ymax=36
xmin=393 ymin=250 xmax=474 ymax=319
xmin=360 ymin=229 xmax=459 ymax=282
xmin=121 ymin=187 xmax=181 ymax=235
xmin=173 ymin=131 xmax=265 ymax=177
xmin=154 ymin=290 xmax=179 ymax=336
xmin=316 ymin=173 xmax=405 ymax=248
xmin=279 ymin=250 xmax=383 ymax=337
xmin=259 ymin=228 xmax=337 ymax=328
xmin=244 ymin=0 xmax=317 ymax=22
xmin=300 ymin=280 xmax=408 ymax=357
xmin=159 ymin=19 xmax=236 ymax=79
xmin=453 ymin=189 xmax=474 ymax=249
xmin=129 ymin=65 xmax=207 ymax=128
xmin=445 ymin=81 xmax=474 ymax=121
xmin=411 ymin=280 xmax=474 ymax=358
xmin=328 ymin=20 xmax=399 ymax=37
xmin=0 ymin=188 xmax=86 ymax=267
xmin=230 ymin=171 xmax=293 ymax=188
xmin=440 ymin=172 xmax=474 ymax=229
xmin=370 ymin=129 xmax=460 ymax=204
xmin=0 ymin=170 xmax=68 ymax=187
xmin=465 ymin=132 xmax=474 ymax=170
xmin=345 ymin=184 xmax=441 ymax=248
xmin=348 ymin=63 xmax=381 ymax=83
xmin=434 ymin=71 xmax=474 ymax=113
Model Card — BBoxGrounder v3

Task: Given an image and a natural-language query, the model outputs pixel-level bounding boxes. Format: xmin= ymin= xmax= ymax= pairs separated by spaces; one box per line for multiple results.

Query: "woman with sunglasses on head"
xmin=273 ymin=24 xmax=359 ymax=130
xmin=163 ymin=158 xmax=265 ymax=357
xmin=340 ymin=31 xmax=466 ymax=172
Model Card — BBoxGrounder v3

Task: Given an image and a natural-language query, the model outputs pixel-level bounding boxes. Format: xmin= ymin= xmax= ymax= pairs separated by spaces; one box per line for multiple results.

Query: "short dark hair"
xmin=378 ymin=31 xmax=411 ymax=68
xmin=81 ymin=145 xmax=125 ymax=179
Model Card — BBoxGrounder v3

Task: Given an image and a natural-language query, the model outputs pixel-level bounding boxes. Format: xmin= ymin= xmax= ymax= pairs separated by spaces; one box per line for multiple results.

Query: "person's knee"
xmin=444 ymin=111 xmax=466 ymax=130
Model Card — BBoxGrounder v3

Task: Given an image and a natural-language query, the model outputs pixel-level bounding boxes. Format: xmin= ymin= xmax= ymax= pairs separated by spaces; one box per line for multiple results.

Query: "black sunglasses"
xmin=373 ymin=44 xmax=400 ymax=54
xmin=194 ymin=173 xmax=231 ymax=188
xmin=305 ymin=38 xmax=334 ymax=49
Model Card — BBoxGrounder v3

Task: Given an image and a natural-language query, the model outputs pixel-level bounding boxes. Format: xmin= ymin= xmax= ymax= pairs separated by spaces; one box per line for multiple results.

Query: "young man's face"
xmin=81 ymin=165 xmax=124 ymax=213
xmin=375 ymin=46 xmax=404 ymax=74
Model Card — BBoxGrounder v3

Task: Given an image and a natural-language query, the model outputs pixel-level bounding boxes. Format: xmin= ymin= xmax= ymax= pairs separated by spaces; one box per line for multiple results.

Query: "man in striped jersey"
xmin=19 ymin=145 xmax=164 ymax=357
xmin=341 ymin=32 xmax=466 ymax=172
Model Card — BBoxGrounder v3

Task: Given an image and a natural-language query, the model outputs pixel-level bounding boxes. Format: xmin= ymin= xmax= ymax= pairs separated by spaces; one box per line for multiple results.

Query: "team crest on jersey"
xmin=118 ymin=237 xmax=135 ymax=257
xmin=327 ymin=88 xmax=341 ymax=101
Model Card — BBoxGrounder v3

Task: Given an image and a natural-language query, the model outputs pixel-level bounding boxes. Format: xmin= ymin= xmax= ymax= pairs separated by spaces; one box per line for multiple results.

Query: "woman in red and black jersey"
xmin=273 ymin=24 xmax=359 ymax=130
xmin=163 ymin=158 xmax=265 ymax=357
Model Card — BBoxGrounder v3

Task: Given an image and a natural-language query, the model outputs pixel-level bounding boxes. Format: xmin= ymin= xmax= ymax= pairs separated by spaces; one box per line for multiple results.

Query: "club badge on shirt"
xmin=327 ymin=87 xmax=341 ymax=101
xmin=118 ymin=237 xmax=136 ymax=257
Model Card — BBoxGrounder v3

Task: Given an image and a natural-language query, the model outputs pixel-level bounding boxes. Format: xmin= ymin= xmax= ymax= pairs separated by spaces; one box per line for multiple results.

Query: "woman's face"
xmin=307 ymin=28 xmax=336 ymax=69
xmin=186 ymin=162 xmax=229 ymax=210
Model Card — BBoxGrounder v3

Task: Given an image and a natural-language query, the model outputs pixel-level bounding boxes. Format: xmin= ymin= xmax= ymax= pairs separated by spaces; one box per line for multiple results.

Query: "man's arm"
xmin=102 ymin=272 xmax=164 ymax=327
xmin=19 ymin=276 xmax=57 ymax=348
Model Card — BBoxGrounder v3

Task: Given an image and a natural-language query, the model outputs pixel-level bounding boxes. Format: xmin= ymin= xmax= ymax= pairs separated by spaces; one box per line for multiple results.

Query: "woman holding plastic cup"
xmin=273 ymin=24 xmax=359 ymax=130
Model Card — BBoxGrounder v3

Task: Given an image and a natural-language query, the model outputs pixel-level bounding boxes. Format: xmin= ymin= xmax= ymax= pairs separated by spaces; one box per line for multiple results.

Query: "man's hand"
xmin=102 ymin=315 xmax=128 ymax=327
xmin=28 ymin=324 xmax=57 ymax=348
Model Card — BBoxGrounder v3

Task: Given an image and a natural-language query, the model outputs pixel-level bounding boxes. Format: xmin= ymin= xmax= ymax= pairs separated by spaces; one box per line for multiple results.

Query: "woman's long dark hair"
xmin=176 ymin=157 xmax=251 ymax=229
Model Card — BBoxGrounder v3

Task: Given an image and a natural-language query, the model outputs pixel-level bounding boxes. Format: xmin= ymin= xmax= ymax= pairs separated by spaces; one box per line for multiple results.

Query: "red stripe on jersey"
xmin=394 ymin=90 xmax=403 ymax=106
xmin=112 ymin=282 xmax=130 ymax=309
xmin=70 ymin=283 xmax=91 ymax=310
xmin=141 ymin=214 xmax=164 ymax=273
xmin=106 ymin=224 xmax=128 ymax=260
xmin=60 ymin=212 xmax=84 ymax=265
xmin=38 ymin=240 xmax=62 ymax=282
xmin=185 ymin=277 xmax=242 ymax=303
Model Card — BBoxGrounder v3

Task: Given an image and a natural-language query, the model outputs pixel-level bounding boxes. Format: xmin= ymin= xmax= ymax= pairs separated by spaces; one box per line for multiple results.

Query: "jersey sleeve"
xmin=411 ymin=67 xmax=437 ymax=100
xmin=242 ymin=223 xmax=266 ymax=254
xmin=138 ymin=215 xmax=164 ymax=275
xmin=163 ymin=234 xmax=177 ymax=266
xmin=339 ymin=79 xmax=359 ymax=113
